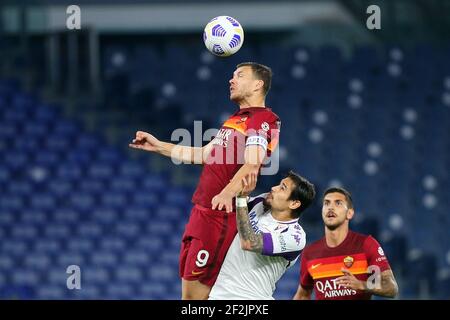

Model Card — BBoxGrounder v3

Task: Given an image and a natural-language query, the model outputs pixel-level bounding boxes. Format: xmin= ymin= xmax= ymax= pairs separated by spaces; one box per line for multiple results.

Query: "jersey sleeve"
xmin=363 ymin=236 xmax=391 ymax=272
xmin=299 ymin=250 xmax=314 ymax=289
xmin=245 ymin=111 xmax=281 ymax=155
xmin=261 ymin=225 xmax=305 ymax=260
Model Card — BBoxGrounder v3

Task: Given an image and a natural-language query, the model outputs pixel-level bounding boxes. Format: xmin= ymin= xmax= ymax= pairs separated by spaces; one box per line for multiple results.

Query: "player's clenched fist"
xmin=129 ymin=131 xmax=161 ymax=152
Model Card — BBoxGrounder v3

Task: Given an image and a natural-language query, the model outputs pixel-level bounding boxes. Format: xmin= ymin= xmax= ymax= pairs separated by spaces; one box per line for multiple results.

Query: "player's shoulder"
xmin=250 ymin=107 xmax=280 ymax=122
xmin=348 ymin=230 xmax=370 ymax=240
xmin=348 ymin=230 xmax=381 ymax=250
xmin=303 ymin=236 xmax=325 ymax=254
xmin=348 ymin=230 xmax=377 ymax=244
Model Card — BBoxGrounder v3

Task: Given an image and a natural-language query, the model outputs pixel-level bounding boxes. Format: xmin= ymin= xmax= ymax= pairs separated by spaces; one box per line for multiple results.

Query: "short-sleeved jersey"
xmin=209 ymin=193 xmax=306 ymax=300
xmin=300 ymin=230 xmax=391 ymax=300
xmin=192 ymin=107 xmax=280 ymax=209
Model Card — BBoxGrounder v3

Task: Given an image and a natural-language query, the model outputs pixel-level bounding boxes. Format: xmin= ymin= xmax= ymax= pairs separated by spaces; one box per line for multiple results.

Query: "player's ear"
xmin=289 ymin=200 xmax=301 ymax=211
xmin=254 ymin=79 xmax=264 ymax=92
xmin=347 ymin=208 xmax=355 ymax=220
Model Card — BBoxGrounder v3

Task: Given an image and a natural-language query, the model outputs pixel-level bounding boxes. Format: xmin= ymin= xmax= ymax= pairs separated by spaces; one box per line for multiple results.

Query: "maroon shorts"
xmin=179 ymin=204 xmax=237 ymax=287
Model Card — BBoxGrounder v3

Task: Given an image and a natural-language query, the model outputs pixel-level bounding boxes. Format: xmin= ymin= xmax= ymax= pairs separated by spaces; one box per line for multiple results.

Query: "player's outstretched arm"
xmin=129 ymin=130 xmax=212 ymax=164
xmin=292 ymin=285 xmax=312 ymax=300
xmin=235 ymin=177 xmax=263 ymax=253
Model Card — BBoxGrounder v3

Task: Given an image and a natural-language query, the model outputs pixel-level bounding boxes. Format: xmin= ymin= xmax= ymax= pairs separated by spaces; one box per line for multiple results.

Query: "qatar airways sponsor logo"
xmin=170 ymin=121 xmax=280 ymax=175
xmin=316 ymin=279 xmax=357 ymax=298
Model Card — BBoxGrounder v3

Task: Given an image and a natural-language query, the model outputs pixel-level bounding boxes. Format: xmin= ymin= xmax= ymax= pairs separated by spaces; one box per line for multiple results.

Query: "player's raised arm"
xmin=129 ymin=130 xmax=213 ymax=165
xmin=211 ymin=144 xmax=265 ymax=212
xmin=235 ymin=173 xmax=263 ymax=253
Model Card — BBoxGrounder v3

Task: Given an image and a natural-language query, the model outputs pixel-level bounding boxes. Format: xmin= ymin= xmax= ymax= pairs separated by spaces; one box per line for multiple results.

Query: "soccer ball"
xmin=203 ymin=16 xmax=244 ymax=57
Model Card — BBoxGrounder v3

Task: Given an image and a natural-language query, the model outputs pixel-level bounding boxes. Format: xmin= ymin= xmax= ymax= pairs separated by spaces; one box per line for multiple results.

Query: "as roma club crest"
xmin=343 ymin=256 xmax=354 ymax=268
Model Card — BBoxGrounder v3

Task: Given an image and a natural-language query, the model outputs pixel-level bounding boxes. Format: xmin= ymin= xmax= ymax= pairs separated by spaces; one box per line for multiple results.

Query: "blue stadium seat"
xmin=88 ymin=163 xmax=115 ymax=180
xmin=11 ymin=224 xmax=39 ymax=239
xmin=110 ymin=177 xmax=137 ymax=192
xmin=33 ymin=104 xmax=59 ymax=124
xmin=33 ymin=239 xmax=61 ymax=253
xmin=147 ymin=221 xmax=173 ymax=236
xmin=24 ymin=253 xmax=51 ymax=270
xmin=92 ymin=207 xmax=119 ymax=224
xmin=77 ymin=223 xmax=103 ymax=239
xmin=136 ymin=236 xmax=163 ymax=252
xmin=76 ymin=133 xmax=101 ymax=151
xmin=91 ymin=251 xmax=119 ymax=267
xmin=0 ymin=194 xmax=24 ymax=211
xmin=133 ymin=193 xmax=159 ymax=207
xmin=82 ymin=267 xmax=110 ymax=285
xmin=404 ymin=251 xmax=438 ymax=298
xmin=99 ymin=238 xmax=126 ymax=253
xmin=155 ymin=205 xmax=183 ymax=221
xmin=123 ymin=206 xmax=150 ymax=222
xmin=45 ymin=224 xmax=71 ymax=239
xmin=114 ymin=222 xmax=140 ymax=239
xmin=67 ymin=239 xmax=95 ymax=253
xmin=7 ymin=181 xmax=33 ymax=196
xmin=2 ymin=240 xmax=28 ymax=256
xmin=0 ymin=123 xmax=16 ymax=140
xmin=70 ymin=285 xmax=101 ymax=300
xmin=30 ymin=194 xmax=56 ymax=211
xmin=140 ymin=282 xmax=168 ymax=299
xmin=34 ymin=151 xmax=60 ymax=167
xmin=105 ymin=283 xmax=135 ymax=299
xmin=11 ymin=269 xmax=40 ymax=287
xmin=149 ymin=264 xmax=178 ymax=282
xmin=70 ymin=193 xmax=95 ymax=212
xmin=102 ymin=192 xmax=128 ymax=209
xmin=96 ymin=147 xmax=124 ymax=163
xmin=24 ymin=122 xmax=48 ymax=137
xmin=0 ymin=256 xmax=14 ymax=272
xmin=57 ymin=164 xmax=83 ymax=181
xmin=4 ymin=151 xmax=28 ymax=170
xmin=115 ymin=266 xmax=143 ymax=284
xmin=52 ymin=208 xmax=79 ymax=224
xmin=66 ymin=149 xmax=93 ymax=165
xmin=123 ymin=251 xmax=151 ymax=267
xmin=79 ymin=179 xmax=105 ymax=194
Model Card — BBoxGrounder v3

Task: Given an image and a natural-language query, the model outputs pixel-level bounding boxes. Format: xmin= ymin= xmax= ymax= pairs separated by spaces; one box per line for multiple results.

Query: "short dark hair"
xmin=236 ymin=62 xmax=272 ymax=96
xmin=286 ymin=171 xmax=316 ymax=218
xmin=323 ymin=187 xmax=353 ymax=209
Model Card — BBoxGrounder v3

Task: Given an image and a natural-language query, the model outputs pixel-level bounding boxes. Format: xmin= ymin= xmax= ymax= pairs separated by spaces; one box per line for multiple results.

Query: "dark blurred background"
xmin=0 ymin=0 xmax=449 ymax=299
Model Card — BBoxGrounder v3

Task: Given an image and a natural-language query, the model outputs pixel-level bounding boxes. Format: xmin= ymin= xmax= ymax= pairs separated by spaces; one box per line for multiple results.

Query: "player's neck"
xmin=271 ymin=209 xmax=295 ymax=222
xmin=324 ymin=225 xmax=349 ymax=248
xmin=238 ymin=96 xmax=265 ymax=109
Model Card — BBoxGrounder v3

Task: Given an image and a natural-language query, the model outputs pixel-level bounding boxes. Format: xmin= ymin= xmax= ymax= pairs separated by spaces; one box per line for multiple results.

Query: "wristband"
xmin=236 ymin=197 xmax=248 ymax=208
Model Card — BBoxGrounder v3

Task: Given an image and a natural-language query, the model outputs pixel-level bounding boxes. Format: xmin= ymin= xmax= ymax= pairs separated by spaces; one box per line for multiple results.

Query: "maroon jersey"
xmin=192 ymin=107 xmax=280 ymax=209
xmin=300 ymin=231 xmax=391 ymax=300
